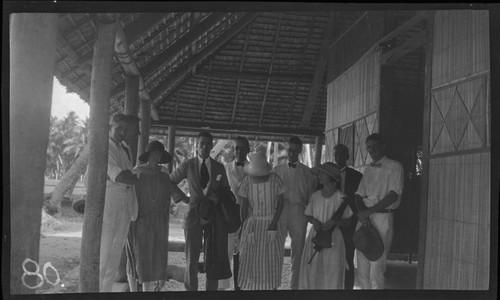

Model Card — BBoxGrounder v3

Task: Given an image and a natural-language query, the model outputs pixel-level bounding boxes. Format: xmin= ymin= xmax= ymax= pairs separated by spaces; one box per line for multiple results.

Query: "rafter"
xmin=150 ymin=120 xmax=323 ymax=138
xmin=258 ymin=13 xmax=283 ymax=127
xmin=196 ymin=70 xmax=314 ymax=82
xmin=287 ymin=15 xmax=314 ymax=127
xmin=150 ymin=12 xmax=261 ymax=105
xmin=202 ymin=62 xmax=212 ymax=122
xmin=77 ymin=13 xmax=171 ymax=66
xmin=301 ymin=12 xmax=335 ymax=128
xmin=231 ymin=25 xmax=251 ymax=123
xmin=140 ymin=12 xmax=228 ymax=80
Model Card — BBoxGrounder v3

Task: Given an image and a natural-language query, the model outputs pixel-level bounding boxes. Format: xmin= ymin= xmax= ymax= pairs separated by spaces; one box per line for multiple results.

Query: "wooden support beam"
xmin=10 ymin=13 xmax=59 ymax=294
xmin=314 ymin=136 xmax=323 ymax=167
xmin=273 ymin=142 xmax=280 ymax=167
xmin=330 ymin=11 xmax=368 ymax=49
xmin=140 ymin=13 xmax=228 ymax=80
xmin=77 ymin=13 xmax=171 ymax=66
xmin=196 ymin=70 xmax=314 ymax=83
xmin=301 ymin=13 xmax=334 ymax=128
xmin=112 ymin=23 xmax=160 ymax=120
xmin=167 ymin=126 xmax=176 ymax=173
xmin=416 ymin=13 xmax=434 ymax=290
xmin=287 ymin=16 xmax=314 ymax=127
xmin=150 ymin=12 xmax=261 ymax=104
xmin=124 ymin=75 xmax=140 ymax=166
xmin=150 ymin=120 xmax=324 ymax=138
xmin=138 ymin=99 xmax=152 ymax=162
xmin=80 ymin=14 xmax=119 ymax=293
xmin=231 ymin=25 xmax=251 ymax=123
xmin=123 ymin=13 xmax=171 ymax=44
xmin=202 ymin=62 xmax=212 ymax=122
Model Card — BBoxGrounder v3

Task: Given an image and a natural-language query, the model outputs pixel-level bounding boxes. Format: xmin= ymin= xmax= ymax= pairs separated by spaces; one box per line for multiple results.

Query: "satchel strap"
xmin=331 ymin=196 xmax=349 ymax=221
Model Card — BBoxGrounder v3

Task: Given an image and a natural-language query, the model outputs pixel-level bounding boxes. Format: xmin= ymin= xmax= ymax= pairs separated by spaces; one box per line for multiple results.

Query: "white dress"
xmin=298 ymin=190 xmax=352 ymax=289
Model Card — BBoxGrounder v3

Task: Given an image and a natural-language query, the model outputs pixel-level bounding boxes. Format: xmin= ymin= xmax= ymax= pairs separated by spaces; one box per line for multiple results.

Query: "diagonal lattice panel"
xmin=444 ymin=87 xmax=469 ymax=150
xmin=468 ymin=77 xmax=487 ymax=146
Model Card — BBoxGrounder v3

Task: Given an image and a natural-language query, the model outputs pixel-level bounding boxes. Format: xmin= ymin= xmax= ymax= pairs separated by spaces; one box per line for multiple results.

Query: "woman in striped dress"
xmin=237 ymin=152 xmax=285 ymax=290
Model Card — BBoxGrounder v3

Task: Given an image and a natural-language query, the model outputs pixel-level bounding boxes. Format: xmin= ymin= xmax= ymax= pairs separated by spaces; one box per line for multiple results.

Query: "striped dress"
xmin=237 ymin=173 xmax=285 ymax=290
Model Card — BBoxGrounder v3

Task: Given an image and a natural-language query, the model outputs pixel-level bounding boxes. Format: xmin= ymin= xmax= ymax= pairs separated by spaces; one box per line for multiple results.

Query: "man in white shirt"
xmin=219 ymin=136 xmax=249 ymax=290
xmin=355 ymin=133 xmax=404 ymax=289
xmin=272 ymin=136 xmax=316 ymax=290
xmin=99 ymin=114 xmax=139 ymax=292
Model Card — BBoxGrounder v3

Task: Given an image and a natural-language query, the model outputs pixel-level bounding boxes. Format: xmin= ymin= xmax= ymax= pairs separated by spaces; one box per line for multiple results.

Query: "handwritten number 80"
xmin=21 ymin=258 xmax=60 ymax=289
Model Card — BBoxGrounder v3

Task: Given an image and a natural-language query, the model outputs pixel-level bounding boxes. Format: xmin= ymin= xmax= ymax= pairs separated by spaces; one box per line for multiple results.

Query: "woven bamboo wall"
xmin=324 ymin=50 xmax=380 ymax=167
xmin=424 ymin=10 xmax=490 ymax=289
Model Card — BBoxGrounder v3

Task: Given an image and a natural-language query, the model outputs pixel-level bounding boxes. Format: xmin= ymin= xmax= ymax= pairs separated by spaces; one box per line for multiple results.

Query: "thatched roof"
xmin=52 ymin=8 xmax=423 ymax=142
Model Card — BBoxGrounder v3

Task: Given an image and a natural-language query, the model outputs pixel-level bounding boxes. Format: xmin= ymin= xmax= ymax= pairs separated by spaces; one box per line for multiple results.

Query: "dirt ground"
xmin=37 ymin=202 xmax=416 ymax=294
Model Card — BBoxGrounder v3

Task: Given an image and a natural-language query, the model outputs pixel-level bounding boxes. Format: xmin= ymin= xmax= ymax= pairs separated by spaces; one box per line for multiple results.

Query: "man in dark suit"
xmin=170 ymin=131 xmax=230 ymax=291
xmin=334 ymin=144 xmax=363 ymax=290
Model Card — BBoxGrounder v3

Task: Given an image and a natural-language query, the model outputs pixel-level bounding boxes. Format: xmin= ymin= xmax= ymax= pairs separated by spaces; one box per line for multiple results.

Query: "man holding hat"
xmin=170 ymin=131 xmax=230 ymax=291
xmin=354 ymin=133 xmax=404 ymax=289
xmin=272 ymin=136 xmax=316 ymax=290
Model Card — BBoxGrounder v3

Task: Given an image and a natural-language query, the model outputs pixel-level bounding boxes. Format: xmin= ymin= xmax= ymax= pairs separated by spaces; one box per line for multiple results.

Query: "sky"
xmin=51 ymin=78 xmax=89 ymax=120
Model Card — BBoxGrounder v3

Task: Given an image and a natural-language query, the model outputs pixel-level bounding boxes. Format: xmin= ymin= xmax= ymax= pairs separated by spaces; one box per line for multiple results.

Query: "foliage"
xmin=45 ymin=112 xmax=88 ymax=179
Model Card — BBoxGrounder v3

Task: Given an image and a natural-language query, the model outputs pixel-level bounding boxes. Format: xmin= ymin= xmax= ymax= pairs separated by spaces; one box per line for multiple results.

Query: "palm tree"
xmin=44 ymin=112 xmax=89 ymax=215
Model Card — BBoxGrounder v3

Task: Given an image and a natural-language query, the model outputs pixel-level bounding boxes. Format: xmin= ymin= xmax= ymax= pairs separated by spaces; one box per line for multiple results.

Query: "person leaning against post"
xmin=126 ymin=140 xmax=189 ymax=292
xmin=169 ymin=131 xmax=231 ymax=291
xmin=237 ymin=151 xmax=285 ymax=290
xmin=95 ymin=113 xmax=140 ymax=292
xmin=272 ymin=136 xmax=317 ymax=290
xmin=354 ymin=133 xmax=404 ymax=289
xmin=219 ymin=136 xmax=250 ymax=291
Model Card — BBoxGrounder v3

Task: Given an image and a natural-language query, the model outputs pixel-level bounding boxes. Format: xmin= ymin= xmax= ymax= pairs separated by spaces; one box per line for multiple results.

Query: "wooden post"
xmin=137 ymin=99 xmax=151 ymax=162
xmin=79 ymin=14 xmax=118 ymax=293
xmin=273 ymin=142 xmax=280 ymax=167
xmin=124 ymin=75 xmax=140 ymax=166
xmin=416 ymin=13 xmax=434 ymax=289
xmin=266 ymin=142 xmax=272 ymax=162
xmin=314 ymin=136 xmax=323 ymax=167
xmin=167 ymin=126 xmax=176 ymax=173
xmin=9 ymin=13 xmax=59 ymax=294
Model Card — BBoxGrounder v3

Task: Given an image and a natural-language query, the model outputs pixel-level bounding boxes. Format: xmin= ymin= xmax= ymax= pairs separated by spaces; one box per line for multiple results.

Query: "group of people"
xmin=94 ymin=113 xmax=404 ymax=292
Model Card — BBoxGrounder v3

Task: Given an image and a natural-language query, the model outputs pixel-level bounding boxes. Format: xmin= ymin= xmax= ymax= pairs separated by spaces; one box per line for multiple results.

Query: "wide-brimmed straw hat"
xmin=138 ymin=140 xmax=172 ymax=164
xmin=353 ymin=221 xmax=385 ymax=261
xmin=312 ymin=162 xmax=341 ymax=182
xmin=244 ymin=152 xmax=272 ymax=176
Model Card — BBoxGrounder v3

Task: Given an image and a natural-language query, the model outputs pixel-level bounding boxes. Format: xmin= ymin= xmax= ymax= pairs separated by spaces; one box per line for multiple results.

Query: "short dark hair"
xmin=366 ymin=133 xmax=386 ymax=145
xmin=198 ymin=131 xmax=213 ymax=142
xmin=234 ymin=136 xmax=250 ymax=149
xmin=334 ymin=143 xmax=349 ymax=154
xmin=110 ymin=113 xmax=140 ymax=125
xmin=287 ymin=136 xmax=303 ymax=148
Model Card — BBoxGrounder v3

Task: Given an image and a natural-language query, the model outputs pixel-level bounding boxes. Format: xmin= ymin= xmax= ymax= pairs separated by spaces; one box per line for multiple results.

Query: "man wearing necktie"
xmin=95 ymin=114 xmax=140 ymax=292
xmin=272 ymin=136 xmax=316 ymax=290
xmin=333 ymin=144 xmax=362 ymax=290
xmin=170 ymin=131 xmax=230 ymax=291
xmin=219 ymin=136 xmax=250 ymax=290
xmin=354 ymin=133 xmax=404 ymax=289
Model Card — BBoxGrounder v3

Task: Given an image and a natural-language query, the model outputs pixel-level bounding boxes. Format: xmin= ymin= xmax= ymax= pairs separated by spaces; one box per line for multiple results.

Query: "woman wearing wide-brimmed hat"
xmin=126 ymin=140 xmax=189 ymax=291
xmin=236 ymin=151 xmax=285 ymax=290
xmin=298 ymin=162 xmax=353 ymax=289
